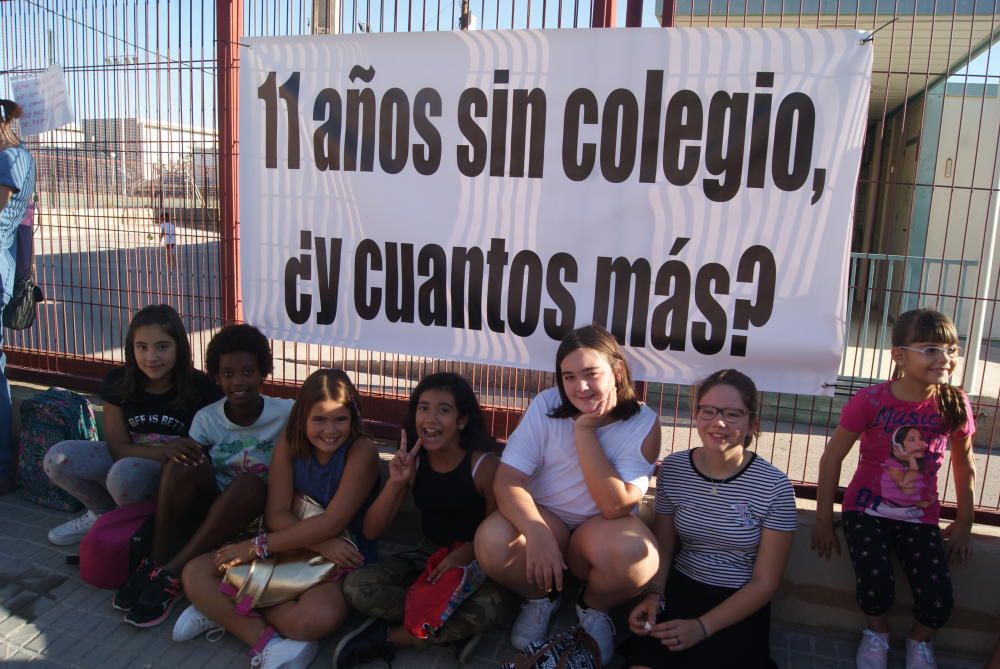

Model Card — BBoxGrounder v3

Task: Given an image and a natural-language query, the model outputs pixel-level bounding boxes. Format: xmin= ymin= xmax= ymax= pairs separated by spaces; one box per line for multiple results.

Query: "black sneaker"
xmin=113 ymin=557 xmax=157 ymax=612
xmin=333 ymin=619 xmax=395 ymax=668
xmin=123 ymin=567 xmax=183 ymax=628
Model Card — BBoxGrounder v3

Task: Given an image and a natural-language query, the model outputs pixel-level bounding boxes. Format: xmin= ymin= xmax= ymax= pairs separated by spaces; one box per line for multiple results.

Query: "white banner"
xmin=11 ymin=65 xmax=75 ymax=136
xmin=239 ymin=28 xmax=872 ymax=395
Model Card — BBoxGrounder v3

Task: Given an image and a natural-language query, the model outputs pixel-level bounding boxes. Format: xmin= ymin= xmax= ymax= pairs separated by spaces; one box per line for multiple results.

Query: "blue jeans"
xmin=0 ymin=325 xmax=12 ymax=492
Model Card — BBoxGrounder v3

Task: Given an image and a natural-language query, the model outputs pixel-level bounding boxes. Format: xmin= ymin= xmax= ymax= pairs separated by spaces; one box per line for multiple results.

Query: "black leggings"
xmin=625 ymin=569 xmax=776 ymax=669
xmin=841 ymin=511 xmax=953 ymax=629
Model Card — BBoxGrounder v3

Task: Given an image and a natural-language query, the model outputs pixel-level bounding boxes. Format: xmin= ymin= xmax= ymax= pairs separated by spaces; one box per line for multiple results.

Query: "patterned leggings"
xmin=841 ymin=511 xmax=953 ymax=629
xmin=43 ymin=440 xmax=160 ymax=514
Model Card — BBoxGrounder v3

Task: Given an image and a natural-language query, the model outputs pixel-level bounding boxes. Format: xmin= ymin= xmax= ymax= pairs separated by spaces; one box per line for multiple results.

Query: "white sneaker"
xmin=250 ymin=636 xmax=317 ymax=669
xmin=47 ymin=510 xmax=99 ymax=546
xmin=510 ymin=596 xmax=561 ymax=650
xmin=576 ymin=604 xmax=615 ymax=665
xmin=906 ymin=638 xmax=938 ymax=669
xmin=172 ymin=604 xmax=224 ymax=642
xmin=856 ymin=629 xmax=890 ymax=669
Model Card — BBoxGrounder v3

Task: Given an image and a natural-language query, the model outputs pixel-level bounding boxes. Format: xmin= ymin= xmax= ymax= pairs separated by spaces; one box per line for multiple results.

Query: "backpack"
xmin=79 ymin=499 xmax=156 ymax=589
xmin=17 ymin=387 xmax=99 ymax=511
xmin=403 ymin=543 xmax=486 ymax=639
xmin=500 ymin=627 xmax=601 ymax=669
xmin=3 ymin=276 xmax=44 ymax=330
xmin=3 ymin=202 xmax=44 ymax=331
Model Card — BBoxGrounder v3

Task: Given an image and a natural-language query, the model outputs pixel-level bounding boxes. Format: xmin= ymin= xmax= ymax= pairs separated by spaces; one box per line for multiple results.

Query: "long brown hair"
xmin=549 ymin=324 xmax=641 ymax=420
xmin=890 ymin=308 xmax=968 ymax=433
xmin=119 ymin=304 xmax=195 ymax=409
xmin=0 ymin=99 xmax=22 ymax=146
xmin=285 ymin=369 xmax=366 ymax=460
xmin=403 ymin=372 xmax=498 ymax=453
xmin=693 ymin=369 xmax=761 ymax=447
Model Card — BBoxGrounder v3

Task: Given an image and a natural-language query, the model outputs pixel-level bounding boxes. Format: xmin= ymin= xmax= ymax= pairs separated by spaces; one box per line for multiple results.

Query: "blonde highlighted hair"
xmin=285 ymin=369 xmax=366 ymax=459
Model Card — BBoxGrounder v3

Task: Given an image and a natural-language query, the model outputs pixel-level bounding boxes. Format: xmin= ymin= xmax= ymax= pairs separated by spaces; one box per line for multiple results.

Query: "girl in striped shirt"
xmin=626 ymin=369 xmax=797 ymax=669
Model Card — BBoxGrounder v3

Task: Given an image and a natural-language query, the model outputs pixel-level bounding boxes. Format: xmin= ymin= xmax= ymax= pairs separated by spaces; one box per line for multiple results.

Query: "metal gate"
xmin=1 ymin=0 xmax=998 ymax=518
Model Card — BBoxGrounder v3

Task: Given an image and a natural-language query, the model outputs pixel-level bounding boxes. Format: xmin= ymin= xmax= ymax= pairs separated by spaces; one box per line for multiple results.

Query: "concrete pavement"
xmin=0 ymin=494 xmax=989 ymax=669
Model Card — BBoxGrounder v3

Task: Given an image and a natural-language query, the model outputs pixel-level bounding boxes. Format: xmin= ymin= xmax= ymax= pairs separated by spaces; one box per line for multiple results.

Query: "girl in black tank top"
xmin=338 ymin=373 xmax=506 ymax=663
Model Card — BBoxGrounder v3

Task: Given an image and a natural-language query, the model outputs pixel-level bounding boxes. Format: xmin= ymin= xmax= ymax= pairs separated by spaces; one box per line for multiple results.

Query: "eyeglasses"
xmin=898 ymin=345 xmax=961 ymax=360
xmin=695 ymin=405 xmax=748 ymax=423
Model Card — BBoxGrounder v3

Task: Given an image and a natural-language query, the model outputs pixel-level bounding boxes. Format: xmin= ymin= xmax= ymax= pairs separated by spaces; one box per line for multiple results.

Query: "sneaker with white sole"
xmin=856 ymin=629 xmax=890 ymax=669
xmin=249 ymin=636 xmax=317 ymax=669
xmin=172 ymin=604 xmax=224 ymax=642
xmin=333 ymin=619 xmax=394 ymax=668
xmin=906 ymin=638 xmax=938 ymax=669
xmin=47 ymin=510 xmax=99 ymax=546
xmin=576 ymin=604 xmax=615 ymax=665
xmin=510 ymin=595 xmax=561 ymax=651
xmin=457 ymin=632 xmax=483 ymax=664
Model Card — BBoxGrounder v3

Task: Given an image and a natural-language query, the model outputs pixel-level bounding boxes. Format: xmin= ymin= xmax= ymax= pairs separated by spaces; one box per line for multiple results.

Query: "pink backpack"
xmin=79 ymin=499 xmax=156 ymax=589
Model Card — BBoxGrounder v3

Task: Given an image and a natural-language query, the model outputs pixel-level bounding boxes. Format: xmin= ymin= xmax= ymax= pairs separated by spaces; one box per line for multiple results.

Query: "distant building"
xmin=26 ymin=117 xmax=217 ymax=198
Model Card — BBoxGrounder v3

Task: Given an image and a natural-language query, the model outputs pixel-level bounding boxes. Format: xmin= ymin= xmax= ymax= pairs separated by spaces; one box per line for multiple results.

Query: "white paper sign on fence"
xmin=239 ymin=28 xmax=872 ymax=395
xmin=11 ymin=65 xmax=75 ymax=136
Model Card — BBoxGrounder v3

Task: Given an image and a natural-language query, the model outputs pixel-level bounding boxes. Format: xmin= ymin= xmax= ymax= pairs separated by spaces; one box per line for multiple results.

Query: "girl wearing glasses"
xmin=812 ymin=308 xmax=976 ymax=669
xmin=625 ymin=369 xmax=796 ymax=669
xmin=474 ymin=324 xmax=661 ymax=665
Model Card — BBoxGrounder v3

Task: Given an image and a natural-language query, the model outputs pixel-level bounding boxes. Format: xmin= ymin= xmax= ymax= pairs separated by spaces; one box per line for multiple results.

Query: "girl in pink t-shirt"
xmin=811 ymin=309 xmax=976 ymax=669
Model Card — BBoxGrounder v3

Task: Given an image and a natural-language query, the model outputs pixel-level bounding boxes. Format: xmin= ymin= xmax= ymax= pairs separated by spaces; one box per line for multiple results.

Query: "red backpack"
xmin=403 ymin=543 xmax=487 ymax=639
xmin=79 ymin=499 xmax=156 ymax=589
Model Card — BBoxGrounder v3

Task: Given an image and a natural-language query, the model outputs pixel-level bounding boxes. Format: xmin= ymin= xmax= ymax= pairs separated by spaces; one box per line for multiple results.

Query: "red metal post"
xmin=625 ymin=0 xmax=643 ymax=27
xmin=217 ymin=0 xmax=243 ymax=325
xmin=591 ymin=0 xmax=616 ymax=27
xmin=660 ymin=0 xmax=675 ymax=26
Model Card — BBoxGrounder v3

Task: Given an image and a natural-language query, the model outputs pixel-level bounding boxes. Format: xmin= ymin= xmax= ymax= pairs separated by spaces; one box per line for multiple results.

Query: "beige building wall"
xmin=928 ymin=89 xmax=1000 ymax=333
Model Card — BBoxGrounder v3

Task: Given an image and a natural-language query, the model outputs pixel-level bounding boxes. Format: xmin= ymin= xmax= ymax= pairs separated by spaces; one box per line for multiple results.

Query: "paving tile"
xmin=97 ymin=633 xmax=160 ymax=669
xmin=0 ymin=614 xmax=28 ymax=636
xmin=78 ymin=642 xmax=123 ymax=667
xmin=63 ymin=640 xmax=104 ymax=668
xmin=24 ymin=631 xmax=52 ymax=654
xmin=5 ymin=622 xmax=43 ymax=648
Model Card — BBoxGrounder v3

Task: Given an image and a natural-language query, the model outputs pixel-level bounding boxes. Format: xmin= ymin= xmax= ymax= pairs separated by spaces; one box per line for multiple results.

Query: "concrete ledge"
xmin=776 ymin=498 xmax=1000 ymax=655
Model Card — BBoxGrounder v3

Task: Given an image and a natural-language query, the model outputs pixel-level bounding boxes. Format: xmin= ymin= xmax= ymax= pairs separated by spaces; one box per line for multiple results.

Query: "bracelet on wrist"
xmin=639 ymin=584 xmax=666 ymax=612
xmin=696 ymin=617 xmax=709 ymax=640
xmin=251 ymin=533 xmax=271 ymax=560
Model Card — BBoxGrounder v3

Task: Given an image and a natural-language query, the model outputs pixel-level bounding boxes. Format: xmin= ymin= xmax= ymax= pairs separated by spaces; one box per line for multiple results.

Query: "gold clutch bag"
xmin=224 ymin=493 xmax=349 ymax=609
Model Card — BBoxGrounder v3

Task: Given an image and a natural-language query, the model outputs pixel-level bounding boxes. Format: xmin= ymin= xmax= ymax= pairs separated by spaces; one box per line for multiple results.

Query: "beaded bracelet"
xmin=251 ymin=533 xmax=271 ymax=560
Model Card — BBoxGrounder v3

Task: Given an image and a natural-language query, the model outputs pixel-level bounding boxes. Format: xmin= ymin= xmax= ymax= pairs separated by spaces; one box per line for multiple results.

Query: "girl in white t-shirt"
xmin=474 ymin=324 xmax=661 ymax=665
xmin=159 ymin=212 xmax=176 ymax=267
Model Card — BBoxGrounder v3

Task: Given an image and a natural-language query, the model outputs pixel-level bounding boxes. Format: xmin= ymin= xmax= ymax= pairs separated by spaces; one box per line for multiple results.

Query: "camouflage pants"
xmin=342 ymin=544 xmax=517 ymax=647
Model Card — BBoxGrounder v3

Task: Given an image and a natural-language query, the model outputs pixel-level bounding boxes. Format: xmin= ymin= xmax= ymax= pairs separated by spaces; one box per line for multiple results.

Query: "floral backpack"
xmin=18 ymin=387 xmax=98 ymax=511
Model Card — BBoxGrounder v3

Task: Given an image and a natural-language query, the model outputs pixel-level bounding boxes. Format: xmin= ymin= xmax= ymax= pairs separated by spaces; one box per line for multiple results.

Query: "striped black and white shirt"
xmin=655 ymin=449 xmax=797 ymax=589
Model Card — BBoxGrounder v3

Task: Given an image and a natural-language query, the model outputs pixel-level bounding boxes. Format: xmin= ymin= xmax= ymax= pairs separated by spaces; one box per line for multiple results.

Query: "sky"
xmin=0 ymin=0 xmax=996 ymax=134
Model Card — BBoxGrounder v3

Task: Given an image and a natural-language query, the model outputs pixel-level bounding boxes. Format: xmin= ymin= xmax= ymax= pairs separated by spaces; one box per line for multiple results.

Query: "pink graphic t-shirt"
xmin=840 ymin=381 xmax=975 ymax=524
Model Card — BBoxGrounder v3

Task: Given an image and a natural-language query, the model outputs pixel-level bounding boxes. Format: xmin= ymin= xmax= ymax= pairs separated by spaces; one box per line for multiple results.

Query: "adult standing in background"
xmin=0 ymin=99 xmax=36 ymax=493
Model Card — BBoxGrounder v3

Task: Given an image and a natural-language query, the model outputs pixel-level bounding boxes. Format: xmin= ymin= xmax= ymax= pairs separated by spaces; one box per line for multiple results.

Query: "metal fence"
xmin=1 ymin=0 xmax=999 ymax=519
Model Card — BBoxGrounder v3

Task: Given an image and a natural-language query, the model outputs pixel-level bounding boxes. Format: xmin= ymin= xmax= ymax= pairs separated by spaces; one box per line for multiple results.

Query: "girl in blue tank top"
xmin=177 ymin=369 xmax=381 ymax=669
